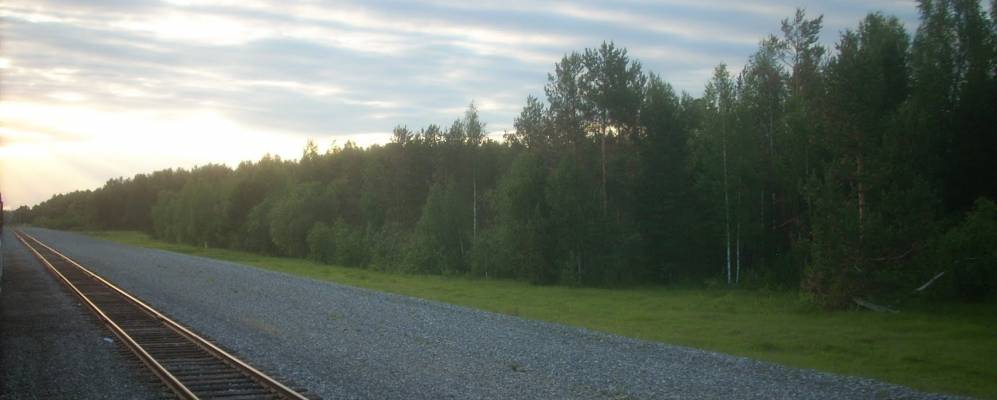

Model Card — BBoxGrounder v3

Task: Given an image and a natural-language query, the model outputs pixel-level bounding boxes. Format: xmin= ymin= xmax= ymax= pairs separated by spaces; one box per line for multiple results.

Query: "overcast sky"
xmin=0 ymin=0 xmax=920 ymax=208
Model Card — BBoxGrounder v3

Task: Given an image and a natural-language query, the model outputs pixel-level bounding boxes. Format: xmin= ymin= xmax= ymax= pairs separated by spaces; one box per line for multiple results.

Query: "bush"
xmin=306 ymin=222 xmax=336 ymax=264
xmin=801 ymin=174 xmax=865 ymax=309
xmin=332 ymin=220 xmax=366 ymax=266
xmin=239 ymin=199 xmax=277 ymax=254
xmin=469 ymin=228 xmax=500 ymax=278
xmin=367 ymin=223 xmax=407 ymax=271
xmin=403 ymin=180 xmax=468 ymax=274
xmin=269 ymin=183 xmax=328 ymax=257
xmin=935 ymin=198 xmax=997 ymax=302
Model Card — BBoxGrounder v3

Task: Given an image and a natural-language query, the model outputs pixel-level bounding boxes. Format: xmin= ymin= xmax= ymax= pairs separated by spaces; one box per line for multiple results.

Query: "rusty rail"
xmin=15 ymin=230 xmax=315 ymax=400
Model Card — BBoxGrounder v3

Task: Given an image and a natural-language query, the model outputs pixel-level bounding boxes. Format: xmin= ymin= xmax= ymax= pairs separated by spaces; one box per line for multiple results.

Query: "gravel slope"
xmin=1 ymin=230 xmax=163 ymax=399
xmin=22 ymin=228 xmax=968 ymax=400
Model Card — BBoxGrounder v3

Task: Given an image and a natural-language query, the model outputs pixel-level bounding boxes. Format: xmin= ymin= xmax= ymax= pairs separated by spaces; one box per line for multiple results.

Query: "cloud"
xmin=0 ymin=0 xmax=922 ymax=207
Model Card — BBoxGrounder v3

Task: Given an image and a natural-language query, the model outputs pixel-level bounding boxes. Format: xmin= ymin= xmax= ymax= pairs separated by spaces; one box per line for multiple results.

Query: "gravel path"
xmin=20 ymin=228 xmax=968 ymax=400
xmin=0 ymin=230 xmax=164 ymax=399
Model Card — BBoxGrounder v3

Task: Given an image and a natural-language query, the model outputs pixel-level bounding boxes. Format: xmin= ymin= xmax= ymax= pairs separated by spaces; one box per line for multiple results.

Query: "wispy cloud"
xmin=0 ymin=0 xmax=920 ymax=207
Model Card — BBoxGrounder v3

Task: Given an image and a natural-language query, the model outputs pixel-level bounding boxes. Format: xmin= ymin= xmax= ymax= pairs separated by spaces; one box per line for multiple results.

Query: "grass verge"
xmin=86 ymin=230 xmax=996 ymax=399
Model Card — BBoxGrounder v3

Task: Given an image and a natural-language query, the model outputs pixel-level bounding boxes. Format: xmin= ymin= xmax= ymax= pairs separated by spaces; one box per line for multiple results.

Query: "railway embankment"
xmin=13 ymin=227 xmax=972 ymax=400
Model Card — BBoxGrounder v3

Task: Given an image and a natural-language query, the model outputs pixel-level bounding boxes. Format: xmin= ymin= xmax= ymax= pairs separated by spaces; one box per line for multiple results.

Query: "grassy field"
xmin=85 ymin=230 xmax=996 ymax=399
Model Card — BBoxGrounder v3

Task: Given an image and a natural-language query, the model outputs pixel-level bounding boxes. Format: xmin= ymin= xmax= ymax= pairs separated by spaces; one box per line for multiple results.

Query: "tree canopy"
xmin=23 ymin=2 xmax=997 ymax=308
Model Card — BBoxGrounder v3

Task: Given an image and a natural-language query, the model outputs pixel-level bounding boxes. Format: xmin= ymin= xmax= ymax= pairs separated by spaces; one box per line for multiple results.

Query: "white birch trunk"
xmin=473 ymin=177 xmax=477 ymax=242
xmin=736 ymin=220 xmax=741 ymax=284
xmin=722 ymin=107 xmax=731 ymax=285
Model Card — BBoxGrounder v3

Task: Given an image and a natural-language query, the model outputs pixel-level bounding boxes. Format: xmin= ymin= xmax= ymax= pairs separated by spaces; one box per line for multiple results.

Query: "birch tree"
xmin=701 ymin=64 xmax=737 ymax=284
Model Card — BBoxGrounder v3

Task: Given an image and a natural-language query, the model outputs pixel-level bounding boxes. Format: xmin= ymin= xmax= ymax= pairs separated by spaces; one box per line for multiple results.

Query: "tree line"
xmin=19 ymin=2 xmax=997 ymax=308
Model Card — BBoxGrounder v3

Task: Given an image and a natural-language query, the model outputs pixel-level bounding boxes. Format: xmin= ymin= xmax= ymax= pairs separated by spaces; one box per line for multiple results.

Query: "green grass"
xmin=86 ymin=230 xmax=997 ymax=399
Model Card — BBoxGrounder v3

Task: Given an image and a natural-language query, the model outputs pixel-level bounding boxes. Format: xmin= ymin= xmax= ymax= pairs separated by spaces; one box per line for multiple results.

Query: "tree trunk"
xmin=768 ymin=95 xmax=775 ymax=156
xmin=472 ymin=143 xmax=478 ymax=243
xmin=722 ymin=111 xmax=731 ymax=285
xmin=601 ymin=117 xmax=608 ymax=217
xmin=473 ymin=176 xmax=477 ymax=242
xmin=736 ymin=190 xmax=742 ymax=285
xmin=857 ymin=154 xmax=865 ymax=241
xmin=736 ymin=221 xmax=741 ymax=284
xmin=575 ymin=248 xmax=582 ymax=286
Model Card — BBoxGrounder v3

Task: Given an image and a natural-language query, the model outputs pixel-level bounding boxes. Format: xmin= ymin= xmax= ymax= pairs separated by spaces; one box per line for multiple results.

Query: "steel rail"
xmin=15 ymin=230 xmax=199 ymax=400
xmin=16 ymin=230 xmax=312 ymax=400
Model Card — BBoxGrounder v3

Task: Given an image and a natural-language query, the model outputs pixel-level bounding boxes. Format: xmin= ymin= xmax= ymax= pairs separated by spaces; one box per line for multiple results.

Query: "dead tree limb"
xmin=853 ymin=297 xmax=899 ymax=313
xmin=915 ymin=271 xmax=946 ymax=292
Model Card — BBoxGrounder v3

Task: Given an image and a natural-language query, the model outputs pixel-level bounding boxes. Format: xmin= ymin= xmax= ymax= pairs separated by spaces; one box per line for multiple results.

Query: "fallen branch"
xmin=915 ymin=271 xmax=945 ymax=292
xmin=774 ymin=216 xmax=800 ymax=230
xmin=853 ymin=297 xmax=899 ymax=313
xmin=871 ymin=247 xmax=914 ymax=263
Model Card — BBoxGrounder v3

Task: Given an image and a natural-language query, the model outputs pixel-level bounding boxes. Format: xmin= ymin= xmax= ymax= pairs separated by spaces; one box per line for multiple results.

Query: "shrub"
xmin=306 ymin=221 xmax=335 ymax=264
xmin=935 ymin=198 xmax=997 ymax=301
xmin=367 ymin=223 xmax=407 ymax=271
xmin=332 ymin=220 xmax=366 ymax=266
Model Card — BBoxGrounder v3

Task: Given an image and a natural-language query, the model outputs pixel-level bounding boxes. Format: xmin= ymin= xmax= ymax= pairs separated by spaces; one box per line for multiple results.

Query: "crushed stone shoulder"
xmin=21 ymin=227 xmax=972 ymax=400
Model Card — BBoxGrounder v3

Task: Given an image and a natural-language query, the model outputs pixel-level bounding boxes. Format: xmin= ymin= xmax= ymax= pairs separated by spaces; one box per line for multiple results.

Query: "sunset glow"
xmin=0 ymin=0 xmax=919 ymax=208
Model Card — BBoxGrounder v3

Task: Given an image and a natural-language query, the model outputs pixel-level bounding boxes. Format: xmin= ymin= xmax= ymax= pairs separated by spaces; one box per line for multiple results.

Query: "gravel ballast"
xmin=0 ymin=230 xmax=163 ymax=399
xmin=20 ymin=227 xmax=968 ymax=400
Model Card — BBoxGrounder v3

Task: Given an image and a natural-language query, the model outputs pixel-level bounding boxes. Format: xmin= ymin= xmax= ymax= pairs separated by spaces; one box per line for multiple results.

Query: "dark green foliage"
xmin=934 ymin=198 xmax=997 ymax=301
xmin=636 ymin=76 xmax=694 ymax=281
xmin=366 ymin=222 xmax=408 ymax=271
xmin=545 ymin=154 xmax=602 ymax=285
xmin=475 ymin=152 xmax=554 ymax=283
xmin=333 ymin=220 xmax=367 ymax=266
xmin=802 ymin=167 xmax=865 ymax=308
xmin=10 ymin=206 xmax=31 ymax=225
xmin=306 ymin=222 xmax=335 ymax=263
xmin=240 ymin=198 xmax=278 ymax=254
xmin=307 ymin=219 xmax=366 ymax=266
xmin=911 ymin=0 xmax=997 ymax=213
xmin=23 ymin=3 xmax=997 ymax=306
xmin=803 ymin=13 xmax=920 ymax=308
xmin=269 ymin=182 xmax=333 ymax=257
xmin=150 ymin=166 xmax=230 ymax=247
xmin=31 ymin=190 xmax=98 ymax=230
xmin=404 ymin=179 xmax=469 ymax=274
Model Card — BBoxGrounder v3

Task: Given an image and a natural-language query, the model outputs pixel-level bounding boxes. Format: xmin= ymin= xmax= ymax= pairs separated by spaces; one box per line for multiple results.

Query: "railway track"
xmin=14 ymin=230 xmax=317 ymax=400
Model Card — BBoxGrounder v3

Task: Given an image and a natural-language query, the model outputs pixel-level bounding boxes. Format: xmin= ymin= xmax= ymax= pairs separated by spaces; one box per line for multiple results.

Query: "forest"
xmin=15 ymin=1 xmax=997 ymax=309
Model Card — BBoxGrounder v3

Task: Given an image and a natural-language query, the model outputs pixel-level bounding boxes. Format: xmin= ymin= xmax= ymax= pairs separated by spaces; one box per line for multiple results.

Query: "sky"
xmin=0 ymin=0 xmax=920 ymax=209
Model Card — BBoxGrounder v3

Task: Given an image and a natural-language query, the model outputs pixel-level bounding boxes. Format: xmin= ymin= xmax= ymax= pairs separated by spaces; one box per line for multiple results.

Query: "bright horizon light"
xmin=0 ymin=99 xmax=394 ymax=208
